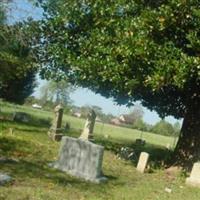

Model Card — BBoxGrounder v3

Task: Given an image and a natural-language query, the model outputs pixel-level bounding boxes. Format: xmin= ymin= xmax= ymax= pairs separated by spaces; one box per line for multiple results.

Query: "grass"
xmin=0 ymin=101 xmax=199 ymax=200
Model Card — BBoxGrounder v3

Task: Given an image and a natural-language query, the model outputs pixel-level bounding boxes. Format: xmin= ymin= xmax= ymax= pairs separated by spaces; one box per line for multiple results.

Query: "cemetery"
xmin=0 ymin=0 xmax=200 ymax=199
xmin=0 ymin=101 xmax=200 ymax=200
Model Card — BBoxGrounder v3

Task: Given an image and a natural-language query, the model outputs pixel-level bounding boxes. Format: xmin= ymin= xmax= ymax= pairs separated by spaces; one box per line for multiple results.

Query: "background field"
xmin=0 ymin=101 xmax=199 ymax=200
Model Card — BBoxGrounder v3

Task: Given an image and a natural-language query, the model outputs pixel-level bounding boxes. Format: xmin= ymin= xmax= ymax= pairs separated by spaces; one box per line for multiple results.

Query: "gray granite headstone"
xmin=0 ymin=173 xmax=12 ymax=186
xmin=53 ymin=136 xmax=107 ymax=183
xmin=136 ymin=152 xmax=149 ymax=173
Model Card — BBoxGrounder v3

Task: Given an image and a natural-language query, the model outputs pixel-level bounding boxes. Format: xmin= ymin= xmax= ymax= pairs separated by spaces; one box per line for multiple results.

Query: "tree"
xmin=0 ymin=2 xmax=38 ymax=104
xmin=133 ymin=118 xmax=148 ymax=132
xmin=151 ymin=120 xmax=175 ymax=136
xmin=38 ymin=0 xmax=200 ymax=167
xmin=40 ymin=80 xmax=73 ymax=106
xmin=128 ymin=104 xmax=144 ymax=123
xmin=173 ymin=122 xmax=181 ymax=136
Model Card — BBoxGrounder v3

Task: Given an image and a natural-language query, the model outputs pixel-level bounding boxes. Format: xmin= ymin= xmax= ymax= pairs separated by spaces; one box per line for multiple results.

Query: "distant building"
xmin=73 ymin=112 xmax=82 ymax=118
xmin=32 ymin=104 xmax=42 ymax=109
xmin=110 ymin=118 xmax=121 ymax=125
xmin=96 ymin=116 xmax=102 ymax=122
xmin=119 ymin=114 xmax=134 ymax=124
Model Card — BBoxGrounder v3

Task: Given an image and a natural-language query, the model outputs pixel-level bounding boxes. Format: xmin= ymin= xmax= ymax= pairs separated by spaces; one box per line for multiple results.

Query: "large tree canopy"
xmin=38 ymin=0 xmax=200 ymax=167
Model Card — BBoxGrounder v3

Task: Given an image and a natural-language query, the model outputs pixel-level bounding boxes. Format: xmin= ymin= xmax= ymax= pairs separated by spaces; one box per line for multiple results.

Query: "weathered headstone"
xmin=12 ymin=112 xmax=31 ymax=123
xmin=186 ymin=162 xmax=200 ymax=187
xmin=136 ymin=152 xmax=149 ymax=173
xmin=79 ymin=109 xmax=96 ymax=141
xmin=48 ymin=104 xmax=64 ymax=141
xmin=64 ymin=122 xmax=70 ymax=132
xmin=0 ymin=173 xmax=12 ymax=186
xmin=53 ymin=136 xmax=107 ymax=183
xmin=135 ymin=139 xmax=146 ymax=146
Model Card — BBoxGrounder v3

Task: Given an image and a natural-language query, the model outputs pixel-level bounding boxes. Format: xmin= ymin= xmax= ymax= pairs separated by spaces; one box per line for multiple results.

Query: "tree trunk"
xmin=173 ymin=102 xmax=200 ymax=169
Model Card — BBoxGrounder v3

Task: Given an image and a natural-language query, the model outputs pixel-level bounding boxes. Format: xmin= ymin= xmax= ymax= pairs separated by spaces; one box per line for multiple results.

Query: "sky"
xmin=8 ymin=0 xmax=182 ymax=125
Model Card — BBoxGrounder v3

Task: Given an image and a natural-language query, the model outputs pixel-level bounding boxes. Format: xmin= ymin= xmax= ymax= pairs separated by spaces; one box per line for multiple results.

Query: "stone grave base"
xmin=53 ymin=136 xmax=107 ymax=183
xmin=48 ymin=128 xmax=63 ymax=141
xmin=186 ymin=178 xmax=200 ymax=188
xmin=186 ymin=162 xmax=200 ymax=188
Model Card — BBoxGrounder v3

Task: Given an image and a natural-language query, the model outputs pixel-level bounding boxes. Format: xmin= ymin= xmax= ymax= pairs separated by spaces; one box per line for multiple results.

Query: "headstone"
xmin=12 ymin=112 xmax=31 ymax=123
xmin=53 ymin=136 xmax=107 ymax=183
xmin=136 ymin=152 xmax=149 ymax=173
xmin=48 ymin=104 xmax=64 ymax=141
xmin=0 ymin=173 xmax=12 ymax=186
xmin=79 ymin=109 xmax=96 ymax=141
xmin=186 ymin=162 xmax=200 ymax=187
xmin=64 ymin=122 xmax=70 ymax=132
xmin=135 ymin=139 xmax=146 ymax=146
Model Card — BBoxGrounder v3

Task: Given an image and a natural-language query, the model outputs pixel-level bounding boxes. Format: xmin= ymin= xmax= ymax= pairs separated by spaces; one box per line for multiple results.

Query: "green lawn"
xmin=0 ymin=101 xmax=199 ymax=200
xmin=0 ymin=101 xmax=177 ymax=148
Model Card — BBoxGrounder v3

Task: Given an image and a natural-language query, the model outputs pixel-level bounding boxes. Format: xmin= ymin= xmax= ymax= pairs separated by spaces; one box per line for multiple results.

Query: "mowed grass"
xmin=0 ymin=101 xmax=176 ymax=148
xmin=0 ymin=101 xmax=199 ymax=200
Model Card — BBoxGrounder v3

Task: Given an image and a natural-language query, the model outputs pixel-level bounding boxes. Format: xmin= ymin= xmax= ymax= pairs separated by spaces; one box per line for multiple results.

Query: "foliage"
xmin=125 ymin=104 xmax=144 ymax=124
xmin=38 ymin=0 xmax=200 ymax=118
xmin=0 ymin=3 xmax=39 ymax=104
xmin=173 ymin=121 xmax=181 ymax=136
xmin=151 ymin=120 xmax=177 ymax=136
xmin=132 ymin=118 xmax=148 ymax=132
xmin=39 ymin=80 xmax=74 ymax=106
xmin=38 ymin=0 xmax=200 ymax=164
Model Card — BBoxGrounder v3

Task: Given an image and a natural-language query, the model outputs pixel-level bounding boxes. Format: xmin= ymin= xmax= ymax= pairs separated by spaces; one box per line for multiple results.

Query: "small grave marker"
xmin=186 ymin=162 xmax=200 ymax=187
xmin=136 ymin=152 xmax=149 ymax=173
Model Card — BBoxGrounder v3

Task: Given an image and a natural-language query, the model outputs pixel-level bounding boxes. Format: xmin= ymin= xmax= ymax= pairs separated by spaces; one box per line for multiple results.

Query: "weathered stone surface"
xmin=12 ymin=112 xmax=31 ymax=123
xmin=79 ymin=109 xmax=96 ymax=141
xmin=53 ymin=136 xmax=107 ymax=183
xmin=136 ymin=152 xmax=149 ymax=173
xmin=0 ymin=173 xmax=12 ymax=186
xmin=48 ymin=104 xmax=64 ymax=141
xmin=186 ymin=162 xmax=200 ymax=187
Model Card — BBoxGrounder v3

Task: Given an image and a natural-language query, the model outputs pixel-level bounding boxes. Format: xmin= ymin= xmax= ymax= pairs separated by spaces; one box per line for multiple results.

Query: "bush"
xmin=132 ymin=118 xmax=148 ymax=131
xmin=151 ymin=120 xmax=176 ymax=136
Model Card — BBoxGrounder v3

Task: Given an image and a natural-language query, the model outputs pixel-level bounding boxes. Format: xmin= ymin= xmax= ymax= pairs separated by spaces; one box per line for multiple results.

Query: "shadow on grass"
xmin=62 ymin=131 xmax=173 ymax=169
xmin=0 ymin=120 xmax=48 ymax=138
xmin=0 ymin=137 xmax=31 ymax=157
xmin=0 ymin=158 xmax=121 ymax=192
xmin=95 ymin=136 xmax=173 ymax=169
xmin=0 ymin=111 xmax=51 ymax=128
xmin=0 ymin=136 xmax=115 ymax=189
xmin=15 ymin=127 xmax=46 ymax=133
xmin=0 ymin=159 xmax=85 ymax=185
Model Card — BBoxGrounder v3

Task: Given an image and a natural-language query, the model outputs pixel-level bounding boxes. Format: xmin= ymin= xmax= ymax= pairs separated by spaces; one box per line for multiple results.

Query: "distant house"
xmin=73 ymin=112 xmax=82 ymax=118
xmin=110 ymin=118 xmax=121 ymax=125
xmin=119 ymin=114 xmax=134 ymax=124
xmin=32 ymin=104 xmax=42 ymax=109
xmin=96 ymin=116 xmax=102 ymax=122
